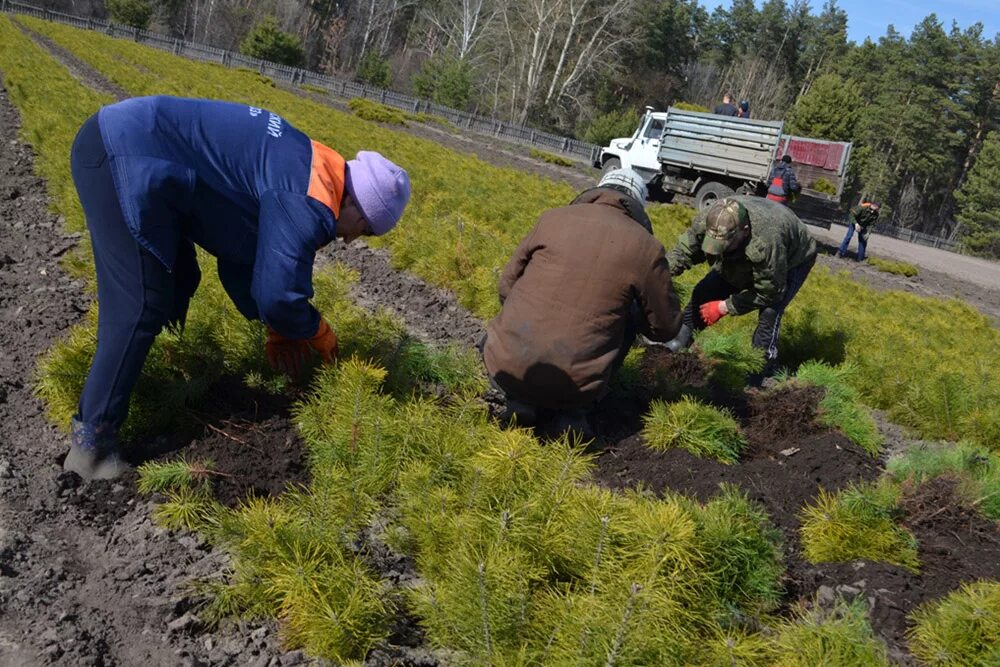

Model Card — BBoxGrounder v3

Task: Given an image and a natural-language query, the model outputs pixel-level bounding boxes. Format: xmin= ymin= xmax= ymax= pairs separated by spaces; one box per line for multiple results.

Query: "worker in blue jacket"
xmin=65 ymin=96 xmax=411 ymax=480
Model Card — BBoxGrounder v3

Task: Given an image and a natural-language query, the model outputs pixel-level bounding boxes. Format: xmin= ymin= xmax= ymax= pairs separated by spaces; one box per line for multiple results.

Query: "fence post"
xmin=0 ymin=1 xmax=6 ymax=14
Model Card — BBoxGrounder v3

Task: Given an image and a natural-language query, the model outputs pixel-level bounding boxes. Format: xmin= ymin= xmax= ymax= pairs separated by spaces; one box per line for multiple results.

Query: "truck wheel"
xmin=602 ymin=157 xmax=621 ymax=174
xmin=694 ymin=182 xmax=735 ymax=210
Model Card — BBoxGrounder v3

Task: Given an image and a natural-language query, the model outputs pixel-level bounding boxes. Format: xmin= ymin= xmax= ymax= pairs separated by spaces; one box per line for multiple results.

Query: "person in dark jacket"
xmin=837 ymin=200 xmax=881 ymax=261
xmin=766 ymin=154 xmax=801 ymax=204
xmin=663 ymin=196 xmax=817 ymax=383
xmin=64 ymin=96 xmax=411 ymax=480
xmin=738 ymin=100 xmax=751 ymax=118
xmin=713 ymin=94 xmax=739 ymax=117
xmin=482 ymin=168 xmax=681 ymax=439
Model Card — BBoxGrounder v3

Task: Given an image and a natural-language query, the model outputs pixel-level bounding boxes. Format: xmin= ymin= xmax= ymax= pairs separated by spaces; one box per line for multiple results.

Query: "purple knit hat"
xmin=345 ymin=151 xmax=411 ymax=236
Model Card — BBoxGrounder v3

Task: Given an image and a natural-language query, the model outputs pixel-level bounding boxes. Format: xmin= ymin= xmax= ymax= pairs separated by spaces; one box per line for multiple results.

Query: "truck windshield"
xmin=643 ymin=119 xmax=664 ymax=139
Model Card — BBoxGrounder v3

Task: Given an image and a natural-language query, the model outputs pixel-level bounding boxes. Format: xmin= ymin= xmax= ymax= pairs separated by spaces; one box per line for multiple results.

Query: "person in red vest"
xmin=766 ymin=155 xmax=801 ymax=204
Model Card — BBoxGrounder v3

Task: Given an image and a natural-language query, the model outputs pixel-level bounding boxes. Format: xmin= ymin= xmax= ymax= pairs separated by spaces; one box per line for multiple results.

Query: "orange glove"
xmin=266 ymin=328 xmax=310 ymax=377
xmin=307 ymin=318 xmax=339 ymax=364
xmin=699 ymin=300 xmax=727 ymax=326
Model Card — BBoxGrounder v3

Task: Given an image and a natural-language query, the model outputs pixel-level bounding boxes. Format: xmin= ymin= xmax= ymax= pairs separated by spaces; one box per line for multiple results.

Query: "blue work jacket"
xmin=98 ymin=95 xmax=347 ymax=339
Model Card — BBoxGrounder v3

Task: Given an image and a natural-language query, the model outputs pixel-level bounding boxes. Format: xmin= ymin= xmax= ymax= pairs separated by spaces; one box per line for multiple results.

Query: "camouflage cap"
xmin=702 ymin=198 xmax=749 ymax=256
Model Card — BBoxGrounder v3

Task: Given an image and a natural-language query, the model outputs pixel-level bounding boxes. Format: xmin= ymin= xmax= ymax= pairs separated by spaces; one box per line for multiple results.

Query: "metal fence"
xmin=873 ymin=222 xmax=958 ymax=252
xmin=0 ymin=0 xmax=602 ymax=164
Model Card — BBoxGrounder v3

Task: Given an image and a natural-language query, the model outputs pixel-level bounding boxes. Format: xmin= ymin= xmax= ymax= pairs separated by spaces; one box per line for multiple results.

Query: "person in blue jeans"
xmin=66 ymin=96 xmax=411 ymax=480
xmin=837 ymin=200 xmax=881 ymax=261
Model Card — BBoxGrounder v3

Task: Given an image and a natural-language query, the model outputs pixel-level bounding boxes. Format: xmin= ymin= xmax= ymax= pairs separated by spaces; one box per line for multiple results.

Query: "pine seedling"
xmin=908 ymin=580 xmax=1000 ymax=666
xmin=642 ymin=398 xmax=746 ymax=463
xmin=696 ymin=629 xmax=772 ymax=666
xmin=528 ymin=577 xmax=702 ymax=666
xmin=887 ymin=442 xmax=1000 ymax=519
xmin=137 ymin=458 xmax=217 ymax=494
xmin=799 ymin=482 xmax=920 ymax=572
xmin=794 ymin=361 xmax=882 ymax=454
xmin=407 ymin=541 xmax=544 ymax=662
xmin=152 ymin=484 xmax=221 ymax=531
xmin=771 ymin=598 xmax=890 ymax=666
xmin=695 ymin=485 xmax=784 ymax=617
xmin=268 ymin=543 xmax=390 ymax=662
xmin=696 ymin=329 xmax=765 ymax=391
xmin=389 ymin=337 xmax=487 ymax=396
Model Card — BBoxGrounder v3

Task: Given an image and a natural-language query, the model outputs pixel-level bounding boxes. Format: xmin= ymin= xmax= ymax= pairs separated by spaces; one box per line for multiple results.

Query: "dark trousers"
xmin=682 ymin=257 xmax=815 ymax=363
xmin=838 ymin=224 xmax=868 ymax=261
xmin=71 ymin=114 xmax=176 ymax=430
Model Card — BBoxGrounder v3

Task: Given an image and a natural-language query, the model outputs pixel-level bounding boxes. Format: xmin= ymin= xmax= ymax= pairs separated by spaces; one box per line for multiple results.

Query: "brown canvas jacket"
xmin=484 ymin=189 xmax=681 ymax=409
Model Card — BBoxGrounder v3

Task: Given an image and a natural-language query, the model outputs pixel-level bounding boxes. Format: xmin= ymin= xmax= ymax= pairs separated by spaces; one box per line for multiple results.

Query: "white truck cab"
xmin=593 ymin=106 xmax=851 ymax=227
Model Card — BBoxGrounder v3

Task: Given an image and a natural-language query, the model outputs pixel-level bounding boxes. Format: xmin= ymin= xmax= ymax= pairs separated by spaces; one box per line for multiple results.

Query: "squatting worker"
xmin=663 ymin=196 xmax=817 ymax=383
xmin=65 ymin=95 xmax=411 ymax=480
xmin=482 ymin=168 xmax=682 ymax=439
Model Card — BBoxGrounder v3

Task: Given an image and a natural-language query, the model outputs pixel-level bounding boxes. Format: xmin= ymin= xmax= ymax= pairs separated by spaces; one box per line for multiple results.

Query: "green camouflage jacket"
xmin=667 ymin=196 xmax=817 ymax=314
xmin=850 ymin=204 xmax=880 ymax=230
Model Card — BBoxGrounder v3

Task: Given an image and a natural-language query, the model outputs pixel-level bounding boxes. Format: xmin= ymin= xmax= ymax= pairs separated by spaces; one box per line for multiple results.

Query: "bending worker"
xmin=482 ymin=169 xmax=682 ymax=439
xmin=65 ymin=95 xmax=411 ymax=480
xmin=837 ymin=200 xmax=880 ymax=261
xmin=663 ymin=196 xmax=816 ymax=382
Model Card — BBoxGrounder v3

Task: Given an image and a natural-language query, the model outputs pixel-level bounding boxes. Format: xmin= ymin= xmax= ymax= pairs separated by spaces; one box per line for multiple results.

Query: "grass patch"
xmin=642 ymin=397 xmax=745 ymax=463
xmin=867 ymin=256 xmax=919 ymax=277
xmin=908 ymin=580 xmax=1000 ymax=666
xmin=347 ymin=97 xmax=408 ymax=125
xmin=299 ymin=83 xmax=328 ymax=95
xmin=887 ymin=441 xmax=1000 ymax=520
xmin=799 ymin=481 xmax=920 ymax=572
xmin=792 ymin=361 xmax=882 ymax=455
xmin=529 ymin=148 xmax=575 ymax=167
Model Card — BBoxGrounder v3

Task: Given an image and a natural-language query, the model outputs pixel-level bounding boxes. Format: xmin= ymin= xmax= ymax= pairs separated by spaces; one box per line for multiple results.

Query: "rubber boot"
xmin=63 ymin=418 xmax=132 ymax=481
xmin=665 ymin=324 xmax=694 ymax=353
xmin=748 ymin=358 xmax=780 ymax=389
xmin=500 ymin=398 xmax=538 ymax=427
xmin=547 ymin=408 xmax=594 ymax=443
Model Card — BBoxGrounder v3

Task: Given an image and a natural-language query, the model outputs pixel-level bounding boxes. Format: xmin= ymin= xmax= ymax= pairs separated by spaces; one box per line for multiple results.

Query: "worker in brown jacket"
xmin=482 ymin=168 xmax=682 ymax=439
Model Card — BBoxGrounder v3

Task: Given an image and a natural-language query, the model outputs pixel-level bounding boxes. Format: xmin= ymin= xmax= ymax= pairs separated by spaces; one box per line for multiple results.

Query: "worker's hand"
xmin=265 ymin=328 xmax=311 ymax=377
xmin=855 ymin=223 xmax=862 ymax=233
xmin=699 ymin=300 xmax=728 ymax=326
xmin=308 ymin=319 xmax=339 ymax=364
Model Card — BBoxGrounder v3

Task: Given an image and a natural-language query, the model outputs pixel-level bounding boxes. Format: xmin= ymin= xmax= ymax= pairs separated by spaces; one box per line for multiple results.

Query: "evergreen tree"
xmin=785 ymin=73 xmax=861 ymax=141
xmin=107 ymin=0 xmax=153 ymax=30
xmin=240 ymin=16 xmax=304 ymax=67
xmin=955 ymin=131 xmax=1000 ymax=258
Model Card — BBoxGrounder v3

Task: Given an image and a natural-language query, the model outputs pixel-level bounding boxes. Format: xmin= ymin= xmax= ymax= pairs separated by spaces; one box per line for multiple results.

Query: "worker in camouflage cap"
xmin=663 ymin=196 xmax=817 ymax=384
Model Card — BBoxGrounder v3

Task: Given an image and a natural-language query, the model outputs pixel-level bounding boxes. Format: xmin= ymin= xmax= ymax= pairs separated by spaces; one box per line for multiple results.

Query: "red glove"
xmin=266 ymin=328 xmax=310 ymax=377
xmin=699 ymin=300 xmax=727 ymax=327
xmin=307 ymin=319 xmax=339 ymax=364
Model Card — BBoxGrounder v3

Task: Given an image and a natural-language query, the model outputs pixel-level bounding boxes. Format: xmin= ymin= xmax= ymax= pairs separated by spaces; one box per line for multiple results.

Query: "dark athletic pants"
xmin=682 ymin=256 xmax=816 ymax=363
xmin=71 ymin=114 xmax=176 ymax=431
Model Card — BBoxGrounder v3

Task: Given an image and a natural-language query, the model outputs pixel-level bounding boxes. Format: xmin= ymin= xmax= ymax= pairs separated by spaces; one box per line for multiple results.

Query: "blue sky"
xmin=702 ymin=0 xmax=999 ymax=43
